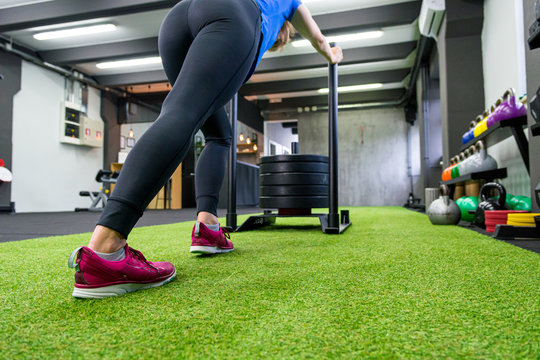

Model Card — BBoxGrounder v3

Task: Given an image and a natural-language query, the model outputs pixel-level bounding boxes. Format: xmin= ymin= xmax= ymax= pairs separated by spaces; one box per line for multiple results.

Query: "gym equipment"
xmin=467 ymin=141 xmax=497 ymax=174
xmin=450 ymin=157 xmax=461 ymax=179
xmin=442 ymin=156 xmax=458 ymax=181
xmin=484 ymin=210 xmax=529 ymax=233
xmin=455 ymin=147 xmax=475 ymax=177
xmin=474 ymin=182 xmax=509 ymax=228
xmin=427 ymin=185 xmax=461 ymax=225
xmin=487 ymin=89 xmax=527 ymax=126
xmin=225 ymin=43 xmax=351 ymax=234
xmin=511 ymin=196 xmax=532 ymax=211
xmin=453 ymin=183 xmax=465 ymax=201
xmin=473 ymin=113 xmax=488 ymax=138
xmin=75 ymin=170 xmax=119 ymax=212
xmin=493 ymin=182 xmax=540 ymax=240
xmin=462 ymin=120 xmax=477 ymax=144
xmin=0 ymin=158 xmax=12 ymax=183
xmin=456 ymin=196 xmax=478 ymax=222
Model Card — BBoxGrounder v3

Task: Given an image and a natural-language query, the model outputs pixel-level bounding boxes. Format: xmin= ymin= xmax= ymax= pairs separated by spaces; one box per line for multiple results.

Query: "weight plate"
xmin=260 ymin=173 xmax=329 ymax=186
xmin=260 ymin=185 xmax=328 ymax=196
xmin=260 ymin=154 xmax=328 ymax=164
xmin=260 ymin=162 xmax=328 ymax=174
xmin=259 ymin=196 xmax=329 ymax=209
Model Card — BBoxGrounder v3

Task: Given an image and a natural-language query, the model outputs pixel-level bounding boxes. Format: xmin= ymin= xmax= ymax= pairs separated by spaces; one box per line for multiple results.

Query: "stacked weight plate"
xmin=259 ymin=155 xmax=329 ymax=209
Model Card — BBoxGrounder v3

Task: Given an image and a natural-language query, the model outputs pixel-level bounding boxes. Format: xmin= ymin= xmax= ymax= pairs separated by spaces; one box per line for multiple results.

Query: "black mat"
xmin=0 ymin=207 xmax=260 ymax=243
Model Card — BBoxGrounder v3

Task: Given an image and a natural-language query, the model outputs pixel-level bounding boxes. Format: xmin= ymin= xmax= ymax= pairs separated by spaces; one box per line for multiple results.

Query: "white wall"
xmin=482 ymin=0 xmax=527 ymax=104
xmin=481 ymin=0 xmax=529 ymax=196
xmin=298 ymin=108 xmax=409 ymax=206
xmin=12 ymin=61 xmax=104 ymax=212
xmin=264 ymin=121 xmax=298 ymax=155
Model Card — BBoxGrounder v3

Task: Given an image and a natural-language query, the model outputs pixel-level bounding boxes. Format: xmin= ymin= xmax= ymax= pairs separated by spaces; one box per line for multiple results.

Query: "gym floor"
xmin=1 ymin=207 xmax=538 ymax=358
xmin=0 ymin=206 xmax=259 ymax=243
xmin=2 ymin=207 xmax=538 ymax=254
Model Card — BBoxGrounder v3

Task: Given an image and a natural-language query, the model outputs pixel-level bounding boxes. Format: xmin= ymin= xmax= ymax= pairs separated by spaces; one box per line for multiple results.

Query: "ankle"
xmin=197 ymin=211 xmax=218 ymax=225
xmin=88 ymin=225 xmax=127 ymax=253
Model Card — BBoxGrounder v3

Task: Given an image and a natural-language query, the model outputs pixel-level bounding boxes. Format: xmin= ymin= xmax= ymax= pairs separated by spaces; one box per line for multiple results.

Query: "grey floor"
xmin=0 ymin=207 xmax=260 ymax=243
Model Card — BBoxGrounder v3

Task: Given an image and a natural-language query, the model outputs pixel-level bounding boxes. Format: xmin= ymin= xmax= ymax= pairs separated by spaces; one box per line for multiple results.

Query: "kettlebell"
xmin=427 ymin=185 xmax=461 ymax=225
xmin=474 ymin=182 xmax=509 ymax=228
xmin=456 ymin=196 xmax=479 ymax=222
xmin=468 ymin=141 xmax=497 ymax=173
xmin=512 ymin=196 xmax=532 ymax=211
xmin=473 ymin=113 xmax=489 ymax=138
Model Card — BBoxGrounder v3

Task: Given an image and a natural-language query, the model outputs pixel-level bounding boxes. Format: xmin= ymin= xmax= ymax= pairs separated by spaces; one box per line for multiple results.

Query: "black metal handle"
xmin=328 ymin=42 xmax=339 ymax=229
xmin=479 ymin=182 xmax=506 ymax=207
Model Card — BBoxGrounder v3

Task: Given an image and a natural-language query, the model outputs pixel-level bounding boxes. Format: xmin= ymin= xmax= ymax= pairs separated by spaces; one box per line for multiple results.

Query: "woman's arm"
xmin=290 ymin=4 xmax=343 ymax=64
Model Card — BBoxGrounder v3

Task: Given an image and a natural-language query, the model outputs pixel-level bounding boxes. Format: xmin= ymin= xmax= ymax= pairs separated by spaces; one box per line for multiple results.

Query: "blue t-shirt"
xmin=254 ymin=0 xmax=302 ymax=67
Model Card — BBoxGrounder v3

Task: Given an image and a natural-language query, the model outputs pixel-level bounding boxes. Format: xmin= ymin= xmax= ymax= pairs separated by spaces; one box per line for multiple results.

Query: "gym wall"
xmin=11 ymin=61 xmax=104 ymax=212
xmin=298 ymin=107 xmax=409 ymax=206
xmin=480 ymin=0 xmax=529 ymax=196
xmin=264 ymin=122 xmax=298 ymax=154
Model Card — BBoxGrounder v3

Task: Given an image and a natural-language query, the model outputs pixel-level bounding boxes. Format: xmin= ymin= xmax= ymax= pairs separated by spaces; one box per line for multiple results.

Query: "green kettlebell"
xmin=505 ymin=194 xmax=519 ymax=209
xmin=456 ymin=196 xmax=479 ymax=222
xmin=512 ymin=196 xmax=532 ymax=211
xmin=451 ymin=164 xmax=461 ymax=179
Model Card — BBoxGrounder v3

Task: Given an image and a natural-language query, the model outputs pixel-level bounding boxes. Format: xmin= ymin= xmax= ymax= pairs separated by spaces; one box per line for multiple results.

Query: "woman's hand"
xmin=330 ymin=46 xmax=343 ymax=64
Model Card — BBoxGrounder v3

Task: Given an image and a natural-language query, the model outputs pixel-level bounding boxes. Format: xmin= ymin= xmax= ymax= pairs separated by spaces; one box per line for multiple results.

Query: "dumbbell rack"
xmin=225 ymin=52 xmax=351 ymax=234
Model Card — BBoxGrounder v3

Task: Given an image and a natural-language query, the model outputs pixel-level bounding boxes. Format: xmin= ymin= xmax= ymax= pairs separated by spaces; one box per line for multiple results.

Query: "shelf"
xmin=531 ymin=122 xmax=540 ymax=137
xmin=237 ymin=151 xmax=258 ymax=154
xmin=460 ymin=116 xmax=527 ymax=151
xmin=237 ymin=143 xmax=256 ymax=147
xmin=441 ymin=168 xmax=507 ymax=186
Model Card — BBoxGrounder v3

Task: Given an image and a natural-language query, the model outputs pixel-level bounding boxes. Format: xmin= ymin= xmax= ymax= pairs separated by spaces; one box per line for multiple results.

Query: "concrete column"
xmin=438 ymin=0 xmax=485 ymax=166
xmin=0 ymin=51 xmax=21 ymax=211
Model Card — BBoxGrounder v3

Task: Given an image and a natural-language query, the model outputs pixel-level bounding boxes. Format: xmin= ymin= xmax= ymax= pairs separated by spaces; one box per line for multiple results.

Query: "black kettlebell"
xmin=474 ymin=182 xmax=508 ymax=228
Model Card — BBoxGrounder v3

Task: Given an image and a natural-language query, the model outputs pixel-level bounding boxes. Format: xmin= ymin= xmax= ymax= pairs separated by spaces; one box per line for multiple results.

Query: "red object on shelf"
xmin=0 ymin=159 xmax=4 ymax=167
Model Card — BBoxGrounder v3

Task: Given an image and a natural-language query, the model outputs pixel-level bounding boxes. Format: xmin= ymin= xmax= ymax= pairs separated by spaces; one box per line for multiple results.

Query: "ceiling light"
xmin=96 ymin=57 xmax=162 ymax=69
xmin=318 ymin=83 xmax=383 ymax=94
xmin=292 ymin=30 xmax=383 ymax=47
xmin=33 ymin=24 xmax=116 ymax=40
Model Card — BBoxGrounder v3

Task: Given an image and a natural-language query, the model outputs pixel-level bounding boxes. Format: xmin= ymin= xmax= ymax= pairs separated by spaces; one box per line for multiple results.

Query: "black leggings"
xmin=97 ymin=0 xmax=261 ymax=238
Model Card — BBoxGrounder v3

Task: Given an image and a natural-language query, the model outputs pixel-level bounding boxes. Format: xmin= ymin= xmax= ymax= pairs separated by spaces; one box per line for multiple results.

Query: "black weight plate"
xmin=260 ymin=185 xmax=328 ymax=196
xmin=260 ymin=173 xmax=329 ymax=186
xmin=260 ymin=154 xmax=328 ymax=164
xmin=259 ymin=196 xmax=329 ymax=209
xmin=260 ymin=162 xmax=328 ymax=174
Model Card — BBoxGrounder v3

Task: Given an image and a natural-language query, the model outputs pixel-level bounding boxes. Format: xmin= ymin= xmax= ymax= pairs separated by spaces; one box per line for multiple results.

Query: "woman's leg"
xmin=92 ymin=0 xmax=261 ymax=248
xmin=195 ymin=107 xmax=232 ymax=225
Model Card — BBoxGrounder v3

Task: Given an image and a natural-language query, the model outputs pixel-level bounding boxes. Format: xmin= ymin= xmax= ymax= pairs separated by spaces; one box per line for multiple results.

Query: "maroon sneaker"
xmin=190 ymin=222 xmax=234 ymax=254
xmin=68 ymin=245 xmax=176 ymax=299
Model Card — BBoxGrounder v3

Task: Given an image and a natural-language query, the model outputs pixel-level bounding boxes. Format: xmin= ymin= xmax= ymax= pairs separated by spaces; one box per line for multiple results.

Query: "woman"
xmin=68 ymin=0 xmax=344 ymax=298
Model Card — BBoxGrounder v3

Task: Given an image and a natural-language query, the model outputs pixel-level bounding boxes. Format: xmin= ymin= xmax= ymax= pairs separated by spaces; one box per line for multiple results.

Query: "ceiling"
xmin=0 ymin=0 xmax=422 ymax=118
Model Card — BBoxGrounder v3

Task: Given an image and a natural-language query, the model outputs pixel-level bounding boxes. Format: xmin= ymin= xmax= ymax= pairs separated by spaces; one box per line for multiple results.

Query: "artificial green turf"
xmin=1 ymin=207 xmax=539 ymax=359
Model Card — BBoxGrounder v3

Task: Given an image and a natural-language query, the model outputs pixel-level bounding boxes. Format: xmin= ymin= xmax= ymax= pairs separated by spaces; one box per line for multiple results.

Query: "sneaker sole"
xmin=72 ymin=269 xmax=177 ymax=299
xmin=190 ymin=246 xmax=234 ymax=254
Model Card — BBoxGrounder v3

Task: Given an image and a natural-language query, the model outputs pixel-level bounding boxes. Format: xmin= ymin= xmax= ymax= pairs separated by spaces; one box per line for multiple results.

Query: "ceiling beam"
xmin=239 ymin=69 xmax=409 ymax=96
xmin=0 ymin=0 xmax=179 ymax=33
xmin=312 ymin=1 xmax=421 ymax=34
xmin=261 ymin=89 xmax=405 ymax=111
xmin=94 ymin=70 xmax=166 ymax=86
xmin=39 ymin=37 xmax=158 ymax=65
xmin=256 ymin=42 xmax=416 ymax=73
